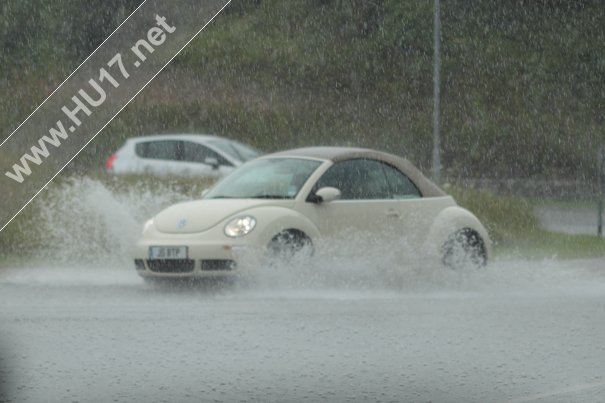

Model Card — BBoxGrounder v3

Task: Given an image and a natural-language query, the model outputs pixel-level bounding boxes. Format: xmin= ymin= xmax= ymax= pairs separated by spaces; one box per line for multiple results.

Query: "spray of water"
xmin=34 ymin=176 xmax=189 ymax=267
xmin=6 ymin=175 xmax=602 ymax=295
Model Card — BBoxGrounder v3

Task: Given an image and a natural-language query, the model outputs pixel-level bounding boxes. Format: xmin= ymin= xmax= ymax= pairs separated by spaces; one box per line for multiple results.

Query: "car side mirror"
xmin=201 ymin=188 xmax=210 ymax=198
xmin=314 ymin=187 xmax=341 ymax=203
xmin=205 ymin=157 xmax=219 ymax=170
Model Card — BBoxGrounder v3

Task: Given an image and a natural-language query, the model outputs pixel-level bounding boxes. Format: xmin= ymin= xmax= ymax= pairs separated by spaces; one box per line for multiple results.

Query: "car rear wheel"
xmin=442 ymin=228 xmax=487 ymax=270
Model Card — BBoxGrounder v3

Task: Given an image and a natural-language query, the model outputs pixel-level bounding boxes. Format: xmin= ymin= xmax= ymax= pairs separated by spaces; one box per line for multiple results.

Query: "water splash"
xmin=9 ymin=175 xmax=604 ymax=296
xmin=33 ymin=176 xmax=190 ymax=267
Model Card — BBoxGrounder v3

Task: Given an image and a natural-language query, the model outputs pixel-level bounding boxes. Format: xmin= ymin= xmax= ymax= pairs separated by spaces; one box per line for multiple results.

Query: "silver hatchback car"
xmin=106 ymin=134 xmax=262 ymax=177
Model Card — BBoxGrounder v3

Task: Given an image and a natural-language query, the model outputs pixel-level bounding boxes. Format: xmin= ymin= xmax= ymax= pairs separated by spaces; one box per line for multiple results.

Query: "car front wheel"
xmin=266 ymin=230 xmax=313 ymax=264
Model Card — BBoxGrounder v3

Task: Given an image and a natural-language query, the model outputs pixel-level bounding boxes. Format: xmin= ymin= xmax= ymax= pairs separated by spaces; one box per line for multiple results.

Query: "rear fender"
xmin=425 ymin=206 xmax=492 ymax=259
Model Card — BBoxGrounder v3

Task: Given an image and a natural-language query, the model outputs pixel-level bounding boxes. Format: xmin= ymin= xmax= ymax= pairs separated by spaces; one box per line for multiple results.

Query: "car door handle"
xmin=386 ymin=210 xmax=400 ymax=218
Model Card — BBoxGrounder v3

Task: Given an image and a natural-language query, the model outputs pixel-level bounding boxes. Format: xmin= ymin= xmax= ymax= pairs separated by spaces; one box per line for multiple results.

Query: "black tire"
xmin=442 ymin=228 xmax=487 ymax=270
xmin=267 ymin=230 xmax=313 ymax=263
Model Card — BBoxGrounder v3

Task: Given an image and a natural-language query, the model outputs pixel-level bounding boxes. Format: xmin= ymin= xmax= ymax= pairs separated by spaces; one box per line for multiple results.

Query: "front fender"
xmin=238 ymin=206 xmax=321 ymax=246
xmin=425 ymin=206 xmax=492 ymax=259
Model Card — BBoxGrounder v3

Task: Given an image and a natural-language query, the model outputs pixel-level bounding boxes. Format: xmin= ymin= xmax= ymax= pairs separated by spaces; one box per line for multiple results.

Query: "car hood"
xmin=154 ymin=199 xmax=295 ymax=234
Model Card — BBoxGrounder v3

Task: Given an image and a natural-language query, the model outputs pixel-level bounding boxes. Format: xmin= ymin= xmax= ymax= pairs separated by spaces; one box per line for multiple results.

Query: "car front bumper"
xmin=135 ymin=233 xmax=265 ymax=278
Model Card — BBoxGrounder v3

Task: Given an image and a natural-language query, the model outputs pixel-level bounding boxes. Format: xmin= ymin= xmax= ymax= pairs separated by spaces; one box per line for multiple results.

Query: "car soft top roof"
xmin=264 ymin=146 xmax=447 ymax=198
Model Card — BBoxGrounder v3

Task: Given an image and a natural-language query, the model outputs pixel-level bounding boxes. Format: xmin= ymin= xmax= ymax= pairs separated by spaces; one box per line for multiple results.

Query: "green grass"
xmin=507 ymin=232 xmax=605 ymax=260
xmin=0 ymin=201 xmax=44 ymax=262
xmin=5 ymin=1 xmax=605 ymax=180
xmin=530 ymin=197 xmax=602 ymax=210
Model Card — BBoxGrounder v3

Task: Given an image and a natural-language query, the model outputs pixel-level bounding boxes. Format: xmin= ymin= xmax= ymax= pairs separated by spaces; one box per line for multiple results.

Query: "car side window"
xmin=182 ymin=141 xmax=232 ymax=166
xmin=381 ymin=163 xmax=421 ymax=199
xmin=135 ymin=140 xmax=179 ymax=160
xmin=313 ymin=159 xmax=390 ymax=200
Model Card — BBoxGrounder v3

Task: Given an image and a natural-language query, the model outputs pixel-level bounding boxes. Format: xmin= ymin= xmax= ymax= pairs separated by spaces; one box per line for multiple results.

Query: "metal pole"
xmin=432 ymin=0 xmax=441 ymax=184
xmin=598 ymin=200 xmax=603 ymax=237
xmin=599 ymin=147 xmax=604 ymax=237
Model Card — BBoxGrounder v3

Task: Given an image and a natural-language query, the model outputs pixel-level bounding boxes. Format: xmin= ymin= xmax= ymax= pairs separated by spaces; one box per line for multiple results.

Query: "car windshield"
xmin=230 ymin=141 xmax=262 ymax=161
xmin=205 ymin=157 xmax=322 ymax=199
xmin=207 ymin=139 xmax=262 ymax=162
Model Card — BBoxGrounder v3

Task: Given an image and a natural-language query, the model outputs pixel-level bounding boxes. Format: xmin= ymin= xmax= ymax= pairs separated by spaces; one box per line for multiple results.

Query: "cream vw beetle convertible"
xmin=135 ymin=147 xmax=491 ymax=279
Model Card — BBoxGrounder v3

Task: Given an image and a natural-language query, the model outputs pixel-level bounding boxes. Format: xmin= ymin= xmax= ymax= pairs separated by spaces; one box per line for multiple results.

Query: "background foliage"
xmin=2 ymin=0 xmax=605 ymax=258
xmin=1 ymin=0 xmax=604 ymax=179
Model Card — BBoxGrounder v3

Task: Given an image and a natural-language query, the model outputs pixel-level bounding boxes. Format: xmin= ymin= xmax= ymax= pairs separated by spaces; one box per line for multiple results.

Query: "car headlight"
xmin=142 ymin=218 xmax=154 ymax=234
xmin=224 ymin=216 xmax=256 ymax=238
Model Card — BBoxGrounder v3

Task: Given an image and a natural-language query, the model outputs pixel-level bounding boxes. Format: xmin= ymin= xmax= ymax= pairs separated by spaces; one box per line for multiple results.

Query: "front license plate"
xmin=148 ymin=246 xmax=188 ymax=260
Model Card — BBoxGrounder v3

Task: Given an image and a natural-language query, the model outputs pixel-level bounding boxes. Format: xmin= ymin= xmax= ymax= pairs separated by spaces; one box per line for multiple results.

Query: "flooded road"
xmin=1 ymin=259 xmax=605 ymax=402
xmin=534 ymin=205 xmax=602 ymax=237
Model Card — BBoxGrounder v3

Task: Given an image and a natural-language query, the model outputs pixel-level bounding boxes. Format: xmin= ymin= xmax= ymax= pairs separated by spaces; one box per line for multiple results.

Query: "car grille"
xmin=146 ymin=259 xmax=195 ymax=273
xmin=201 ymin=260 xmax=236 ymax=271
